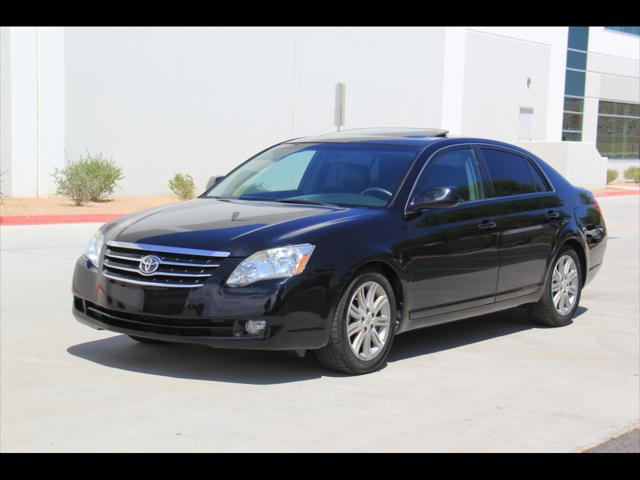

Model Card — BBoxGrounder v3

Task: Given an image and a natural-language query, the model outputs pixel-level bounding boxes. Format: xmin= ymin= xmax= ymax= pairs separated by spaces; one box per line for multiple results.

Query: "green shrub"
xmin=168 ymin=173 xmax=196 ymax=200
xmin=623 ymin=166 xmax=640 ymax=183
xmin=52 ymin=152 xmax=124 ymax=206
xmin=84 ymin=153 xmax=124 ymax=201
xmin=607 ymin=169 xmax=618 ymax=184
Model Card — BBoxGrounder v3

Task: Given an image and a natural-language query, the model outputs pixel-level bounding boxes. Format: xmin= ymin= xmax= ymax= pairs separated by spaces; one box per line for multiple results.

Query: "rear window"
xmin=480 ymin=148 xmax=548 ymax=197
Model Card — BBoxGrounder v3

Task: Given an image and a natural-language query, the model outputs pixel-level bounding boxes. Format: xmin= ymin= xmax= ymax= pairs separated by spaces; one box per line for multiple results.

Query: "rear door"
xmin=476 ymin=146 xmax=563 ymax=301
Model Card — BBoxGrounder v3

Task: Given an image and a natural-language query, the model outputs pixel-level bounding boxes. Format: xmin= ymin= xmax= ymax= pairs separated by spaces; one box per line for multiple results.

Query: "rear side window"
xmin=480 ymin=148 xmax=546 ymax=197
xmin=526 ymin=160 xmax=551 ymax=192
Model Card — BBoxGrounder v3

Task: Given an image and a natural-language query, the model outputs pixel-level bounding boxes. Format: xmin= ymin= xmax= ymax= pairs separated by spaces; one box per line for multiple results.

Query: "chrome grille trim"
xmin=102 ymin=259 xmax=213 ymax=278
xmin=102 ymin=272 xmax=205 ymax=288
xmin=103 ymin=252 xmax=219 ymax=268
xmin=106 ymin=240 xmax=230 ymax=258
xmin=102 ymin=240 xmax=230 ymax=288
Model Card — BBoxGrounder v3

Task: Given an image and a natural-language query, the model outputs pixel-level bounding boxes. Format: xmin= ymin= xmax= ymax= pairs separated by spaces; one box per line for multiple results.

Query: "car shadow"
xmin=67 ymin=306 xmax=588 ymax=385
xmin=389 ymin=306 xmax=587 ymax=362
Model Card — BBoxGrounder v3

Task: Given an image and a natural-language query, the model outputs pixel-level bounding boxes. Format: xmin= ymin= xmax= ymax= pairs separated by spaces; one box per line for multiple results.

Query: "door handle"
xmin=478 ymin=220 xmax=497 ymax=231
xmin=546 ymin=210 xmax=561 ymax=219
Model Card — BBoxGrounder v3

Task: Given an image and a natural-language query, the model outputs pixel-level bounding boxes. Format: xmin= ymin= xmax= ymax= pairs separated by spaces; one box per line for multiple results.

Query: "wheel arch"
xmin=338 ymin=257 xmax=406 ymax=331
xmin=556 ymin=236 xmax=588 ymax=287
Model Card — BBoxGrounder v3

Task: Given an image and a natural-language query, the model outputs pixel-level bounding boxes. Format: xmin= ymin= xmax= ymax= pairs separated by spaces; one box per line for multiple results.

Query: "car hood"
xmin=109 ymin=198 xmax=380 ymax=257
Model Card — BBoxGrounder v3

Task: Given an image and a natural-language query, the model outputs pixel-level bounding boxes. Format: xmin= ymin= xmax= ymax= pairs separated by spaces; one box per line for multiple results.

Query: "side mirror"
xmin=206 ymin=175 xmax=225 ymax=191
xmin=408 ymin=186 xmax=459 ymax=213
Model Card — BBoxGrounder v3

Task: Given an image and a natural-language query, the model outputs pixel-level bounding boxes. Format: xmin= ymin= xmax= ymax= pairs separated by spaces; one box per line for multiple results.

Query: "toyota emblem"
xmin=138 ymin=255 xmax=161 ymax=275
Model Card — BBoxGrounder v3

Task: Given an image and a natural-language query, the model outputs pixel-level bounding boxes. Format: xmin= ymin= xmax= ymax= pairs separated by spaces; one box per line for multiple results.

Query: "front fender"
xmin=322 ymin=240 xmax=408 ymax=331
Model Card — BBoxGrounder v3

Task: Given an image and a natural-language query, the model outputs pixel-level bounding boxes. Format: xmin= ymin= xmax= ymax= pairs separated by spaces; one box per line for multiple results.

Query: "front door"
xmin=406 ymin=146 xmax=499 ymax=323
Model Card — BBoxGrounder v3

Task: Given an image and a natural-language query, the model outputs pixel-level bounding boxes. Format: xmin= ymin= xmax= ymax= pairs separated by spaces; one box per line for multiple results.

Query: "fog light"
xmin=245 ymin=320 xmax=266 ymax=335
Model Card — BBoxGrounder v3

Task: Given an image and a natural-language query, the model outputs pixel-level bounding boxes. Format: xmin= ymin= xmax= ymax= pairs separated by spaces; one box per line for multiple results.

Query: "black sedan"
xmin=72 ymin=128 xmax=607 ymax=374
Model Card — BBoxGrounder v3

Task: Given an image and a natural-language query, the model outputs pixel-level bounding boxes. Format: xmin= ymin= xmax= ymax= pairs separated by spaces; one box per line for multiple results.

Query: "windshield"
xmin=205 ymin=143 xmax=421 ymax=207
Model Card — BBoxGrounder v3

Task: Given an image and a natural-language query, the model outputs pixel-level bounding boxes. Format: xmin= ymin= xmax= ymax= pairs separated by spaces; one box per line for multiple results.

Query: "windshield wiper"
xmin=275 ymin=198 xmax=337 ymax=207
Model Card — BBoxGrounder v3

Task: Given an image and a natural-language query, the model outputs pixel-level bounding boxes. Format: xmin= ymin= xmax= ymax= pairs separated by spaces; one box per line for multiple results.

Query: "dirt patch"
xmin=0 ymin=196 xmax=180 ymax=216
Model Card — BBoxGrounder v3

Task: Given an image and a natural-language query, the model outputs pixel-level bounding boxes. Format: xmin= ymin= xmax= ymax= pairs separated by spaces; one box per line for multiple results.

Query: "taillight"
xmin=592 ymin=198 xmax=602 ymax=215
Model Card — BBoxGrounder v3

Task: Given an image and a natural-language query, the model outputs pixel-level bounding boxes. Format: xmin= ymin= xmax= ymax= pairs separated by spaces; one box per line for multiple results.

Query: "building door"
xmin=518 ymin=107 xmax=534 ymax=140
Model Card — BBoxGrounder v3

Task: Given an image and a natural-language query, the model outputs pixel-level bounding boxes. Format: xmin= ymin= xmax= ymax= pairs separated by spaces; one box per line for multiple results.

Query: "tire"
xmin=315 ymin=270 xmax=397 ymax=375
xmin=526 ymin=247 xmax=582 ymax=327
xmin=128 ymin=335 xmax=172 ymax=345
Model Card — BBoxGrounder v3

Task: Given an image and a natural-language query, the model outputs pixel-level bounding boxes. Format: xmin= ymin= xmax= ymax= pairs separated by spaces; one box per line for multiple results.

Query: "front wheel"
xmin=527 ymin=247 xmax=582 ymax=327
xmin=315 ymin=271 xmax=397 ymax=374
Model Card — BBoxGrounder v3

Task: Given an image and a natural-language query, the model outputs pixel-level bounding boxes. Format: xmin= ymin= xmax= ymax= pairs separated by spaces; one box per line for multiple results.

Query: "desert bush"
xmin=52 ymin=152 xmax=124 ymax=205
xmin=607 ymin=169 xmax=618 ymax=184
xmin=623 ymin=166 xmax=640 ymax=183
xmin=83 ymin=153 xmax=124 ymax=201
xmin=168 ymin=173 xmax=196 ymax=200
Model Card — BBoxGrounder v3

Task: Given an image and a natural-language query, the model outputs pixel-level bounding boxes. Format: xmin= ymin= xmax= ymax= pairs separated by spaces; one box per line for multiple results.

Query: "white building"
xmin=1 ymin=26 xmax=638 ymax=197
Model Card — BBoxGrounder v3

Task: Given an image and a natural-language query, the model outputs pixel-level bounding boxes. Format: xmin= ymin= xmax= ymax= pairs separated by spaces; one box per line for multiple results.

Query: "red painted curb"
xmin=594 ymin=190 xmax=640 ymax=198
xmin=0 ymin=213 xmax=126 ymax=226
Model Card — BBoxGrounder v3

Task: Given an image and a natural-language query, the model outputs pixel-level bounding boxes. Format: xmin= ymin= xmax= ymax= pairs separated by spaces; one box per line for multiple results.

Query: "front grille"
xmin=101 ymin=240 xmax=230 ymax=288
xmin=83 ymin=300 xmax=237 ymax=337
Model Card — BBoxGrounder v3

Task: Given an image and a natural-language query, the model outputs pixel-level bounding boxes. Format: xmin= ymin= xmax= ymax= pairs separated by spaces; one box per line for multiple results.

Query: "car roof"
xmin=285 ymin=127 xmax=450 ymax=147
xmin=283 ymin=130 xmax=541 ymax=161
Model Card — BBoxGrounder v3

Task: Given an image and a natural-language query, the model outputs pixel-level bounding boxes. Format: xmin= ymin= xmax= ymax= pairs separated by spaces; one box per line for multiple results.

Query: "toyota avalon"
xmin=72 ymin=128 xmax=607 ymax=374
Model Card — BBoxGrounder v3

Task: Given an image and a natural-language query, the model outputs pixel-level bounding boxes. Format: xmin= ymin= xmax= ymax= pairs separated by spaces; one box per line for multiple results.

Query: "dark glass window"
xmin=605 ymin=26 xmax=640 ymax=37
xmin=481 ymin=148 xmax=539 ymax=197
xmin=568 ymin=27 xmax=589 ymax=51
xmin=566 ymin=50 xmax=587 ymax=70
xmin=562 ymin=131 xmax=582 ymax=141
xmin=564 ymin=70 xmax=586 ymax=97
xmin=563 ymin=112 xmax=583 ymax=132
xmin=597 ymin=101 xmax=640 ymax=160
xmin=599 ymin=101 xmax=640 ymax=117
xmin=415 ymin=148 xmax=484 ymax=203
xmin=564 ymin=97 xmax=584 ymax=113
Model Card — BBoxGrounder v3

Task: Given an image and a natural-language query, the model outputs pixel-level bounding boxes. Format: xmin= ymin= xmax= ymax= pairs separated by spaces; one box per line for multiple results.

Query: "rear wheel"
xmin=527 ymin=247 xmax=582 ymax=327
xmin=315 ymin=271 xmax=396 ymax=375
xmin=128 ymin=335 xmax=172 ymax=345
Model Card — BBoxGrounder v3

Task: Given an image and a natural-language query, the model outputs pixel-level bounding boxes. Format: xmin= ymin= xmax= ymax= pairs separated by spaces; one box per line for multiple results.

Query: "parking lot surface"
xmin=1 ymin=196 xmax=638 ymax=452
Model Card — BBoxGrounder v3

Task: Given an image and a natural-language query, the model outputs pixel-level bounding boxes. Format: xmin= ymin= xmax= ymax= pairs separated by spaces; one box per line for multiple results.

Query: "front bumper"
xmin=71 ymin=257 xmax=332 ymax=350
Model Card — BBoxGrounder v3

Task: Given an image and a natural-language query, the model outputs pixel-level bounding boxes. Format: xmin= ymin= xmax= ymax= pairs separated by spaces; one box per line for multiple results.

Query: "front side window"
xmin=414 ymin=148 xmax=485 ymax=203
xmin=206 ymin=143 xmax=421 ymax=207
xmin=481 ymin=148 xmax=543 ymax=197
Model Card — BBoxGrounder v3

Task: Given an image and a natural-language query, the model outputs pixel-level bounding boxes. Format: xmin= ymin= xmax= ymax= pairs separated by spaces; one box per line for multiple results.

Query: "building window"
xmin=566 ymin=50 xmax=587 ymax=70
xmin=596 ymin=101 xmax=640 ymax=159
xmin=605 ymin=26 xmax=640 ymax=37
xmin=562 ymin=27 xmax=589 ymax=142
xmin=568 ymin=26 xmax=589 ymax=51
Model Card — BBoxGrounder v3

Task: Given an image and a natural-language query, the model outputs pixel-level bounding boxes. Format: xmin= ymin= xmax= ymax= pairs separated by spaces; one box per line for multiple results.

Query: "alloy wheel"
xmin=346 ymin=281 xmax=391 ymax=361
xmin=551 ymin=254 xmax=579 ymax=316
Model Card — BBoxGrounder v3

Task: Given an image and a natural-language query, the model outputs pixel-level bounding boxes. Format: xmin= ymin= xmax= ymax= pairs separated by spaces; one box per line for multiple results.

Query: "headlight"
xmin=85 ymin=228 xmax=105 ymax=267
xmin=226 ymin=244 xmax=315 ymax=287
